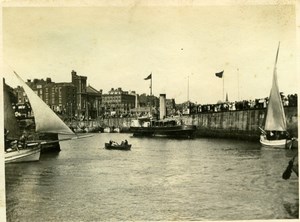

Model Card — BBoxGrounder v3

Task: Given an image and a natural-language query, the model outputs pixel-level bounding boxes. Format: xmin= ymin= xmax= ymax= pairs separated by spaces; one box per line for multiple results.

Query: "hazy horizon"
xmin=2 ymin=3 xmax=297 ymax=104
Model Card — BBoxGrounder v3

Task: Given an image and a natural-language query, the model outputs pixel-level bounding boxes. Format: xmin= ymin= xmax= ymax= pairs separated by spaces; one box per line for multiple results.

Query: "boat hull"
xmin=104 ymin=143 xmax=131 ymax=150
xmin=260 ymin=136 xmax=292 ymax=149
xmin=130 ymin=125 xmax=196 ymax=138
xmin=38 ymin=133 xmax=61 ymax=153
xmin=5 ymin=146 xmax=41 ymax=163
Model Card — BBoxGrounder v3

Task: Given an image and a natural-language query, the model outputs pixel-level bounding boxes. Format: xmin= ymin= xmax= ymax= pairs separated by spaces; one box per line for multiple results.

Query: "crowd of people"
xmin=95 ymin=93 xmax=297 ymax=118
xmin=192 ymin=93 xmax=297 ymax=114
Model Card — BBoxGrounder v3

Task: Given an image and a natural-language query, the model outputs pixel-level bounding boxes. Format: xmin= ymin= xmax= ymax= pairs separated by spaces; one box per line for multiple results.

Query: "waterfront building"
xmin=71 ymin=70 xmax=102 ymax=120
xmin=43 ymin=82 xmax=77 ymax=117
xmin=71 ymin=70 xmax=87 ymax=118
xmin=86 ymin=85 xmax=102 ymax=119
xmin=101 ymin=87 xmax=135 ymax=117
xmin=130 ymin=94 xmax=160 ymax=118
xmin=14 ymin=71 xmax=102 ymax=120
xmin=15 ymin=78 xmax=51 ymax=117
xmin=15 ymin=78 xmax=51 ymax=104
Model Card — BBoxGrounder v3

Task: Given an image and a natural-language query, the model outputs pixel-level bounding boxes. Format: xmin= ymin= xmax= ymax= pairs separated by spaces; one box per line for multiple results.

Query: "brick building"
xmin=71 ymin=70 xmax=102 ymax=119
xmin=71 ymin=70 xmax=87 ymax=118
xmin=86 ymin=85 xmax=102 ymax=119
xmin=14 ymin=70 xmax=102 ymax=120
xmin=43 ymin=82 xmax=77 ymax=115
xmin=101 ymin=88 xmax=135 ymax=117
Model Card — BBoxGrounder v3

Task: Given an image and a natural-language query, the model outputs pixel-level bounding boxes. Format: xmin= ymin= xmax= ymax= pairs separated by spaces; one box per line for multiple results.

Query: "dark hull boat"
xmin=130 ymin=125 xmax=196 ymax=138
xmin=130 ymin=117 xmax=196 ymax=139
xmin=105 ymin=143 xmax=131 ymax=150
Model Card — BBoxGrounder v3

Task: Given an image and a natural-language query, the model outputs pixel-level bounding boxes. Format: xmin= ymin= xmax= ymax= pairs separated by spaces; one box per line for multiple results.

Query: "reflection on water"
xmin=5 ymin=134 xmax=299 ymax=221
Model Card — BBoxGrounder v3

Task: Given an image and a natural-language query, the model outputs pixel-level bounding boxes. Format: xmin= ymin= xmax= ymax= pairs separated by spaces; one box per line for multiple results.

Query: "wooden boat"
xmin=103 ymin=127 xmax=111 ymax=133
xmin=130 ymin=116 xmax=196 ymax=138
xmin=105 ymin=142 xmax=131 ymax=150
xmin=4 ymin=79 xmax=41 ymax=163
xmin=5 ymin=144 xmax=41 ymax=163
xmin=4 ymin=71 xmax=78 ymax=163
xmin=259 ymin=43 xmax=293 ymax=149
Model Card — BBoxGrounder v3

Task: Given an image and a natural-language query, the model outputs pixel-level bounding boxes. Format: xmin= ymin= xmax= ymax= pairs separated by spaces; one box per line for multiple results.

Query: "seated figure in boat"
xmin=119 ymin=140 xmax=128 ymax=146
xmin=121 ymin=140 xmax=128 ymax=145
xmin=266 ymin=131 xmax=290 ymax=140
xmin=18 ymin=132 xmax=28 ymax=149
xmin=109 ymin=140 xmax=118 ymax=146
xmin=4 ymin=129 xmax=21 ymax=152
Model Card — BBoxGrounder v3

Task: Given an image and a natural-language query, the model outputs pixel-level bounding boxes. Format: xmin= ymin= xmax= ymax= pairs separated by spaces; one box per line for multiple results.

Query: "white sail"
xmin=14 ymin=71 xmax=75 ymax=135
xmin=264 ymin=44 xmax=287 ymax=131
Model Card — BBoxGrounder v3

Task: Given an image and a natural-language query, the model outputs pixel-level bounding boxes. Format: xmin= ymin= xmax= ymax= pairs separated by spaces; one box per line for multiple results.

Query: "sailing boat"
xmin=259 ymin=43 xmax=292 ymax=149
xmin=4 ymin=71 xmax=77 ymax=163
xmin=4 ymin=79 xmax=41 ymax=163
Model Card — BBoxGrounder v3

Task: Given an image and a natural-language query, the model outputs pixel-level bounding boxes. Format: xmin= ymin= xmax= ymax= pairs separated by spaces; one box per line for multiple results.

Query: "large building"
xmin=14 ymin=70 xmax=102 ymax=120
xmin=86 ymin=85 xmax=102 ymax=119
xmin=130 ymin=94 xmax=159 ymax=117
xmin=71 ymin=70 xmax=102 ymax=119
xmin=43 ymin=82 xmax=77 ymax=115
xmin=15 ymin=78 xmax=51 ymax=104
xmin=101 ymin=87 xmax=135 ymax=117
xmin=71 ymin=70 xmax=87 ymax=118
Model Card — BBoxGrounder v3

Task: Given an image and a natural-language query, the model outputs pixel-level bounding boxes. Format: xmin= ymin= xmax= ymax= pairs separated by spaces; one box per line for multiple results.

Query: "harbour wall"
xmin=72 ymin=107 xmax=298 ymax=141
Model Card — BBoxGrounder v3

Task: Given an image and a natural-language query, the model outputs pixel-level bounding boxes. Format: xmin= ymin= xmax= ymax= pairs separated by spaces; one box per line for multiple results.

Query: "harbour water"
xmin=5 ymin=133 xmax=299 ymax=221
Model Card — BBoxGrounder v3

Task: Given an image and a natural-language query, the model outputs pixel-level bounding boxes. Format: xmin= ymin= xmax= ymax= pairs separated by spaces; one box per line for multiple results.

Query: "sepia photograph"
xmin=1 ymin=0 xmax=299 ymax=221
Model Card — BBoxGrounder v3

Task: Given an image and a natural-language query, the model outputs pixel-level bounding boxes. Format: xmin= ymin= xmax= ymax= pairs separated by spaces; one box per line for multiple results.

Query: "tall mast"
xmin=150 ymin=73 xmax=152 ymax=96
xmin=187 ymin=75 xmax=189 ymax=102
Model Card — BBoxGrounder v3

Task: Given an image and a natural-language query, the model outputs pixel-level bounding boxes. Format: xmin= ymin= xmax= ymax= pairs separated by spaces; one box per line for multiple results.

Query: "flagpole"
xmin=237 ymin=68 xmax=240 ymax=100
xmin=223 ymin=75 xmax=224 ymax=102
xmin=187 ymin=75 xmax=189 ymax=102
xmin=150 ymin=73 xmax=152 ymax=117
xmin=150 ymin=72 xmax=152 ymax=96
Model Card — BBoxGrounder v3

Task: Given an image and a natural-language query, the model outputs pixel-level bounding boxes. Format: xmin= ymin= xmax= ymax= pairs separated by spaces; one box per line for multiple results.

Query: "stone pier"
xmin=72 ymin=107 xmax=298 ymax=141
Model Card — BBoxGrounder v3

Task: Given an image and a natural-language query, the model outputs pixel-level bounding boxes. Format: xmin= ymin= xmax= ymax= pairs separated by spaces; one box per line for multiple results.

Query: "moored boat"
xmin=4 ymin=71 xmax=83 ymax=163
xmin=130 ymin=93 xmax=196 ymax=139
xmin=4 ymin=79 xmax=41 ymax=163
xmin=130 ymin=117 xmax=196 ymax=138
xmin=103 ymin=127 xmax=111 ymax=133
xmin=259 ymin=43 xmax=293 ymax=149
xmin=5 ymin=144 xmax=41 ymax=163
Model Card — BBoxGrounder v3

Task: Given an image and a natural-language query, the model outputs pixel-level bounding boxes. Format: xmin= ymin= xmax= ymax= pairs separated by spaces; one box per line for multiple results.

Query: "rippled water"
xmin=5 ymin=133 xmax=299 ymax=221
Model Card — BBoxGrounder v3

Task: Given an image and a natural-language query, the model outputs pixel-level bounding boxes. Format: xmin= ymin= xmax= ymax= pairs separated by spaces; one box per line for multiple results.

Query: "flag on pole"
xmin=215 ymin=71 xmax=224 ymax=78
xmin=144 ymin=73 xmax=152 ymax=80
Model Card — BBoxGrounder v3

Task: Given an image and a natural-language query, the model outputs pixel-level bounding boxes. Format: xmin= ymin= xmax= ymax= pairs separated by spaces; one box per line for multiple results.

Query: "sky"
xmin=2 ymin=1 xmax=298 ymax=104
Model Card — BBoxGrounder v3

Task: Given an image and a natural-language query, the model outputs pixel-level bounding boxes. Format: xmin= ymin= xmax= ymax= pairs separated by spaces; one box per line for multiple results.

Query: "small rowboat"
xmin=104 ymin=142 xmax=131 ymax=150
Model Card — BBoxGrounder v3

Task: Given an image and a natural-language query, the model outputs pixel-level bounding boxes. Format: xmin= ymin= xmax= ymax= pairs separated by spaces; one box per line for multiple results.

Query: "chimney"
xmin=46 ymin=78 xmax=52 ymax=83
xmin=159 ymin=94 xmax=166 ymax=120
xmin=135 ymin=94 xmax=139 ymax=108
